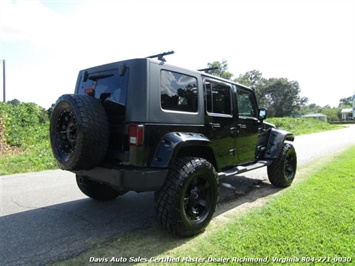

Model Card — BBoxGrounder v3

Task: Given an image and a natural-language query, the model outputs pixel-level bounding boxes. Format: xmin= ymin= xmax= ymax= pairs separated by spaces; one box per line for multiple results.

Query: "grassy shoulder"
xmin=0 ymin=102 xmax=57 ymax=175
xmin=0 ymin=145 xmax=56 ymax=175
xmin=0 ymin=122 xmax=57 ymax=175
xmin=266 ymin=117 xmax=343 ymax=135
xmin=56 ymin=146 xmax=355 ymax=265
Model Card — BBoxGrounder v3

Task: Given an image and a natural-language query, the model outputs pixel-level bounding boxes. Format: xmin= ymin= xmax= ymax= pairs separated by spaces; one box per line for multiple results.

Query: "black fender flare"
xmin=150 ymin=132 xmax=214 ymax=168
xmin=263 ymin=128 xmax=295 ymax=159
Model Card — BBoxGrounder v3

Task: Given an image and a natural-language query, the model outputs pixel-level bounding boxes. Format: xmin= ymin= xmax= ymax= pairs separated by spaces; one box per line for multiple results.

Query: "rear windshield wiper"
xmin=88 ymin=73 xmax=113 ymax=81
xmin=82 ymin=71 xmax=113 ymax=82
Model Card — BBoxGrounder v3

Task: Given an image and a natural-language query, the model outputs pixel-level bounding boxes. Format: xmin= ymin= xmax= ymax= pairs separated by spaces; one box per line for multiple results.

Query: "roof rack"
xmin=146 ymin=51 xmax=174 ymax=62
xmin=197 ymin=67 xmax=219 ymax=73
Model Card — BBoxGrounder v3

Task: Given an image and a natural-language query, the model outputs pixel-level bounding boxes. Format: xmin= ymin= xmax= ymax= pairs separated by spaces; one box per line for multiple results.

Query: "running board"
xmin=218 ymin=160 xmax=272 ymax=178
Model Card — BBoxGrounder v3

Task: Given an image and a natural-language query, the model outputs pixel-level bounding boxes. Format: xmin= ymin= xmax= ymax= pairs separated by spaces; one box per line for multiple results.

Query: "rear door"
xmin=203 ymin=79 xmax=236 ymax=170
xmin=234 ymin=86 xmax=260 ymax=164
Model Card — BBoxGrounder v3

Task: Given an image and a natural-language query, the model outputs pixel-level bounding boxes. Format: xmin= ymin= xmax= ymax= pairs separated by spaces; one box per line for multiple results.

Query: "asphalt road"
xmin=1 ymin=125 xmax=354 ymax=265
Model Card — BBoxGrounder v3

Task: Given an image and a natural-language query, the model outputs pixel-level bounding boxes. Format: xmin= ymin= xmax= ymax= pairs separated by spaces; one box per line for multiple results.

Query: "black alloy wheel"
xmin=155 ymin=157 xmax=219 ymax=236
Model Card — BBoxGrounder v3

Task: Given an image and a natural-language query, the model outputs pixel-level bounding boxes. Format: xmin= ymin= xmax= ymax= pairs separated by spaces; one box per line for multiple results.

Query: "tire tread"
xmin=267 ymin=143 xmax=297 ymax=187
xmin=155 ymin=157 xmax=218 ymax=236
xmin=50 ymin=94 xmax=109 ymax=170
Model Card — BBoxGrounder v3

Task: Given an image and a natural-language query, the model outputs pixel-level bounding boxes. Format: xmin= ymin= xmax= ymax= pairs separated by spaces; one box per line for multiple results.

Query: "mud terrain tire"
xmin=155 ymin=157 xmax=219 ymax=237
xmin=50 ymin=94 xmax=109 ymax=170
xmin=267 ymin=143 xmax=297 ymax=187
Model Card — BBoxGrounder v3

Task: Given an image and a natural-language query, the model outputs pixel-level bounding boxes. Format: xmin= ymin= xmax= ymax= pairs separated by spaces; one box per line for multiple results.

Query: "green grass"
xmin=0 ymin=146 xmax=56 ymax=175
xmin=266 ymin=117 xmax=343 ymax=135
xmin=0 ymin=122 xmax=57 ymax=175
xmin=56 ymin=146 xmax=355 ymax=266
xmin=1 ymin=102 xmax=57 ymax=175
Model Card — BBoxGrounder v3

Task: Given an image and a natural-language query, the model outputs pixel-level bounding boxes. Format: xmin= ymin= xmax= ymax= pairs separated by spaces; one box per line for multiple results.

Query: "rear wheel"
xmin=267 ymin=143 xmax=297 ymax=187
xmin=76 ymin=175 xmax=121 ymax=201
xmin=155 ymin=157 xmax=219 ymax=236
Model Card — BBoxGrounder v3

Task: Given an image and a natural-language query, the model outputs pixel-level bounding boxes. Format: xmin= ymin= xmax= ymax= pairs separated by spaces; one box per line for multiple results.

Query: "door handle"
xmin=209 ymin=122 xmax=221 ymax=129
xmin=237 ymin=124 xmax=247 ymax=129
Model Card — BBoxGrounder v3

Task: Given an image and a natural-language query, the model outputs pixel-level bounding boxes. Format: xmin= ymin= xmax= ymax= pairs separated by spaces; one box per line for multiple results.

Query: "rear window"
xmin=160 ymin=70 xmax=198 ymax=113
xmin=77 ymin=68 xmax=128 ymax=107
xmin=77 ymin=68 xmax=129 ymax=122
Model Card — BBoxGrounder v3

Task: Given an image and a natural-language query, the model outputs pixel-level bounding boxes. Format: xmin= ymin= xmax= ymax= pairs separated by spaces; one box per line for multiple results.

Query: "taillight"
xmin=129 ymin=124 xmax=144 ymax=145
xmin=84 ymin=88 xmax=95 ymax=96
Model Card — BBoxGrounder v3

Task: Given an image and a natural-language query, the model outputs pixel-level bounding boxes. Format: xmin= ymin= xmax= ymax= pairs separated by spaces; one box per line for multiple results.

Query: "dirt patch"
xmin=0 ymin=118 xmax=22 ymax=157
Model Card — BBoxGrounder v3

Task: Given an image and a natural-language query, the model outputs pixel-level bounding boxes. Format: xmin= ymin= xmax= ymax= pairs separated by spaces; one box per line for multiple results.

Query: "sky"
xmin=0 ymin=0 xmax=354 ymax=109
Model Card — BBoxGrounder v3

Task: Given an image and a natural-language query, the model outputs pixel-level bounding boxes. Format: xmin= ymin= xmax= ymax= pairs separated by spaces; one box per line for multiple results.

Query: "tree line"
xmin=207 ymin=60 xmax=352 ymax=120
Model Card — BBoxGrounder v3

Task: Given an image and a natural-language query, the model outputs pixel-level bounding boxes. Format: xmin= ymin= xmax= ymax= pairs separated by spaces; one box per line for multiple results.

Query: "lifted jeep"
xmin=50 ymin=51 xmax=297 ymax=236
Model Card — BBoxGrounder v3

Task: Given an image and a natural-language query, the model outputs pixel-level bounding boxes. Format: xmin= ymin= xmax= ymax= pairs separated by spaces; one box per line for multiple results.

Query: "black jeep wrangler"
xmin=50 ymin=51 xmax=297 ymax=236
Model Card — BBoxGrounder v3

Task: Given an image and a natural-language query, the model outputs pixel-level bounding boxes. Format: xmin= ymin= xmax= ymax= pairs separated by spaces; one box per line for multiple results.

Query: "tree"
xmin=320 ymin=107 xmax=340 ymax=121
xmin=297 ymin=103 xmax=342 ymax=121
xmin=263 ymin=78 xmax=308 ymax=117
xmin=235 ymin=70 xmax=267 ymax=107
xmin=235 ymin=71 xmax=308 ymax=116
xmin=338 ymin=96 xmax=352 ymax=108
xmin=206 ymin=60 xmax=233 ymax=80
xmin=7 ymin=99 xmax=21 ymax=106
xmin=297 ymin=103 xmax=322 ymax=115
xmin=205 ymin=60 xmax=307 ymax=117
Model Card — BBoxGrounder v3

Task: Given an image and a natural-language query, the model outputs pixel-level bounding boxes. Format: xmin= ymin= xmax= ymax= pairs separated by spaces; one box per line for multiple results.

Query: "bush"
xmin=0 ymin=101 xmax=56 ymax=175
xmin=0 ymin=101 xmax=49 ymax=148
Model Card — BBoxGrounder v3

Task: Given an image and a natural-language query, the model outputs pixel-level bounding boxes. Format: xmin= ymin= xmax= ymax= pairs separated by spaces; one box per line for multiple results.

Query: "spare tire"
xmin=50 ymin=94 xmax=109 ymax=170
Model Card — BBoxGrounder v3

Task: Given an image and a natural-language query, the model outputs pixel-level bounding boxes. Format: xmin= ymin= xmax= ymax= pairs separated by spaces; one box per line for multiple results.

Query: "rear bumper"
xmin=73 ymin=167 xmax=168 ymax=192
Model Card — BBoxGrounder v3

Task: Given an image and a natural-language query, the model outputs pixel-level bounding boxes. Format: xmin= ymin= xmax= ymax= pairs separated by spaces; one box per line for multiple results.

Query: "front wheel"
xmin=155 ymin=157 xmax=219 ymax=237
xmin=267 ymin=143 xmax=297 ymax=187
xmin=76 ymin=175 xmax=121 ymax=201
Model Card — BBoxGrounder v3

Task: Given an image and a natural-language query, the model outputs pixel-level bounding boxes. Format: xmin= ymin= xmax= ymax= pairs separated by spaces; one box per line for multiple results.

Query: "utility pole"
xmin=2 ymin=60 xmax=5 ymax=103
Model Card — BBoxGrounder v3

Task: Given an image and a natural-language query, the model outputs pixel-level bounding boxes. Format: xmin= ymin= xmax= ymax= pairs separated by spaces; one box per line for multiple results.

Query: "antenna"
xmin=146 ymin=51 xmax=174 ymax=62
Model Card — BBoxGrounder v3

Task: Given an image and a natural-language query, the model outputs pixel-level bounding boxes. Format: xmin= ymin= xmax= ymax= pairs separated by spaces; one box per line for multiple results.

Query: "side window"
xmin=237 ymin=89 xmax=257 ymax=117
xmin=160 ymin=70 xmax=198 ymax=112
xmin=205 ymin=81 xmax=231 ymax=115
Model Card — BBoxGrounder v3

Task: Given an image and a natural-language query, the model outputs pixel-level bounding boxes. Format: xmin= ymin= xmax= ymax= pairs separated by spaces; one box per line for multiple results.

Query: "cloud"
xmin=1 ymin=0 xmax=59 ymax=42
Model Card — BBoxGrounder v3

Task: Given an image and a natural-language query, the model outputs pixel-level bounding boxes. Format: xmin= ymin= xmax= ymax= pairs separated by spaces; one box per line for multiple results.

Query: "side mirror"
xmin=259 ymin=108 xmax=267 ymax=120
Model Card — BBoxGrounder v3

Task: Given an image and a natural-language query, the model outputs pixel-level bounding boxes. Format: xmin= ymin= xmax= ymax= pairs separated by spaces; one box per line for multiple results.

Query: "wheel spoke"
xmin=189 ymin=208 xmax=198 ymax=220
xmin=285 ymin=154 xmax=295 ymax=178
xmin=184 ymin=196 xmax=190 ymax=205
xmin=199 ymin=180 xmax=210 ymax=192
xmin=198 ymin=198 xmax=207 ymax=208
xmin=60 ymin=129 xmax=74 ymax=134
